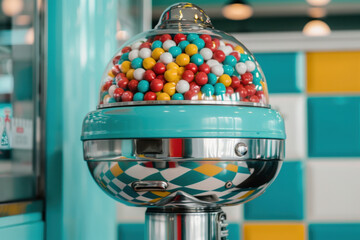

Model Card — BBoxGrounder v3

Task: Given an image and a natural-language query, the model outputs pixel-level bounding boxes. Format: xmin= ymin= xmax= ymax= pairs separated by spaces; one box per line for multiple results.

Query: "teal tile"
xmin=244 ymin=161 xmax=304 ymax=220
xmin=308 ymin=96 xmax=360 ymax=157
xmin=118 ymin=224 xmax=144 ymax=240
xmin=309 ymin=224 xmax=360 ymax=240
xmin=228 ymin=223 xmax=241 ymax=240
xmin=254 ymin=52 xmax=304 ymax=93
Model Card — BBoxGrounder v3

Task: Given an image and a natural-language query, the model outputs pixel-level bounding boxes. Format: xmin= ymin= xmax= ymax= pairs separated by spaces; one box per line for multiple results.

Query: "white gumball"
xmin=139 ymin=48 xmax=152 ymax=59
xmin=235 ymin=62 xmax=247 ymax=75
xmin=211 ymin=65 xmax=224 ymax=76
xmin=245 ymin=61 xmax=256 ymax=72
xmin=219 ymin=40 xmax=226 ymax=47
xmin=108 ymin=85 xmax=117 ymax=98
xmin=133 ymin=68 xmax=146 ymax=80
xmin=200 ymin=48 xmax=213 ymax=61
xmin=160 ymin=52 xmax=173 ymax=64
xmin=176 ymin=80 xmax=190 ymax=93
xmin=131 ymin=41 xmax=142 ymax=50
xmin=163 ymin=40 xmax=176 ymax=51
xmin=128 ymin=50 xmax=139 ymax=61
xmin=207 ymin=59 xmax=220 ymax=68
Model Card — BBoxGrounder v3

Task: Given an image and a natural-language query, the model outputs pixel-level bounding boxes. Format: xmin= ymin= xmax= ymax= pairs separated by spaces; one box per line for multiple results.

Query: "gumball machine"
xmin=81 ymin=3 xmax=285 ymax=240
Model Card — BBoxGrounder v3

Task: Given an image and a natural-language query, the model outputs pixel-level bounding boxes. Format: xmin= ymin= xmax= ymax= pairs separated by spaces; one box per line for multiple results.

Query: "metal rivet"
xmin=225 ymin=181 xmax=232 ymax=189
xmin=235 ymin=142 xmax=248 ymax=157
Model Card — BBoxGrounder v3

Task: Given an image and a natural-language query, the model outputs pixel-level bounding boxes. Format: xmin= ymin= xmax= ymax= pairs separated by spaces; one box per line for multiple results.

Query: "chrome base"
xmin=146 ymin=207 xmax=228 ymax=240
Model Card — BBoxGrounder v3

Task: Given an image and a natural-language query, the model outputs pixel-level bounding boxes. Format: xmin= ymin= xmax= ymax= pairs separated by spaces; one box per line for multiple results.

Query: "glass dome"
xmin=98 ymin=2 xmax=269 ymax=108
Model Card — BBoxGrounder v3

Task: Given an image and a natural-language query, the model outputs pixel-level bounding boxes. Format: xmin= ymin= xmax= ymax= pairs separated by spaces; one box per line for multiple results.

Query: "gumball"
xmin=169 ymin=46 xmax=182 ymax=57
xmin=176 ymin=80 xmax=190 ymax=93
xmin=200 ymin=34 xmax=212 ymax=43
xmin=102 ymin=80 xmax=113 ymax=91
xmin=108 ymin=97 xmax=117 ymax=103
xmin=140 ymin=42 xmax=151 ymax=49
xmin=185 ymin=63 xmax=198 ymax=74
xmin=187 ymin=33 xmax=199 ymax=42
xmin=150 ymin=79 xmax=164 ymax=92
xmin=214 ymin=83 xmax=226 ymax=96
xmin=185 ymin=44 xmax=198 ymax=56
xmin=117 ymin=78 xmax=129 ymax=89
xmin=153 ymin=35 xmax=161 ymax=41
xmin=144 ymin=91 xmax=157 ymax=101
xmin=250 ymin=95 xmax=260 ymax=103
xmin=234 ymin=45 xmax=245 ymax=54
xmin=226 ymin=86 xmax=234 ymax=95
xmin=163 ymin=40 xmax=176 ymax=51
xmin=131 ymin=41 xmax=142 ymax=50
xmin=177 ymin=67 xmax=185 ymax=77
xmin=121 ymin=52 xmax=129 ymax=61
xmin=112 ymin=56 xmax=121 ymax=65
xmin=190 ymin=81 xmax=201 ymax=93
xmin=131 ymin=58 xmax=143 ymax=69
xmin=115 ymin=72 xmax=126 ymax=82
xmin=198 ymin=64 xmax=210 ymax=74
xmin=128 ymin=79 xmax=139 ymax=92
xmin=113 ymin=88 xmax=124 ymax=101
xmin=121 ymin=91 xmax=133 ymax=102
xmin=166 ymin=62 xmax=179 ymax=71
xmin=256 ymin=90 xmax=264 ymax=100
xmin=176 ymin=53 xmax=190 ymax=66
xmin=157 ymin=92 xmax=171 ymax=100
xmin=159 ymin=52 xmax=173 ymax=65
xmin=235 ymin=86 xmax=247 ymax=99
xmin=133 ymin=92 xmax=144 ymax=101
xmin=193 ymin=38 xmax=205 ymax=50
xmin=178 ymin=40 xmax=190 ymax=51
xmin=223 ymin=65 xmax=234 ymax=76
xmin=108 ymin=85 xmax=117 ymax=97
xmin=241 ymin=72 xmax=253 ymax=85
xmin=235 ymin=62 xmax=247 ymax=75
xmin=172 ymin=93 xmax=184 ymax=100
xmin=102 ymin=94 xmax=111 ymax=104
xmin=151 ymin=62 xmax=165 ymax=74
xmin=205 ymin=41 xmax=217 ymax=52
xmin=174 ymin=33 xmax=187 ymax=44
xmin=126 ymin=69 xmax=135 ymax=80
xmin=190 ymin=53 xmax=204 ymax=66
xmin=240 ymin=54 xmax=250 ymax=62
xmin=195 ymin=72 xmax=208 ymax=86
xmin=121 ymin=46 xmax=131 ymax=53
xmin=164 ymin=69 xmax=178 ymax=82
xmin=213 ymin=50 xmax=226 ymax=63
xmin=219 ymin=74 xmax=232 ymax=87
xmin=211 ymin=65 xmax=224 ymax=76
xmin=201 ymin=84 xmax=215 ymax=97
xmin=157 ymin=74 xmax=165 ymax=81
xmin=163 ymin=82 xmax=176 ymax=96
xmin=199 ymin=48 xmax=213 ymax=61
xmin=218 ymin=45 xmax=232 ymax=55
xmin=108 ymin=70 xmax=115 ymax=78
xmin=231 ymin=76 xmax=241 ymax=89
xmin=245 ymin=84 xmax=257 ymax=96
xmin=182 ymin=70 xmax=195 ymax=82
xmin=152 ymin=48 xmax=165 ymax=61
xmin=120 ymin=61 xmax=131 ymax=73
xmin=144 ymin=70 xmax=156 ymax=82
xmin=224 ymin=55 xmax=237 ymax=67
xmin=213 ymin=38 xmax=220 ymax=48
xmin=225 ymin=43 xmax=234 ymax=49
xmin=139 ymin=48 xmax=152 ymax=59
xmin=206 ymin=59 xmax=220 ymax=68
xmin=151 ymin=40 xmax=162 ymax=50
xmin=138 ymin=80 xmax=150 ymax=93
xmin=143 ymin=57 xmax=157 ymax=70
xmin=245 ymin=60 xmax=256 ymax=72
xmin=128 ymin=50 xmax=139 ymax=61
xmin=133 ymin=68 xmax=145 ymax=80
xmin=229 ymin=51 xmax=240 ymax=62
xmin=208 ymin=73 xmax=218 ymax=85
xmin=160 ymin=34 xmax=172 ymax=43
xmin=184 ymin=90 xmax=197 ymax=100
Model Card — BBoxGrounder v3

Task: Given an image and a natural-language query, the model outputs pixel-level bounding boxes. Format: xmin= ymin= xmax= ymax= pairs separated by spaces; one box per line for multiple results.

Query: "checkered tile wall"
xmin=116 ymin=51 xmax=360 ymax=240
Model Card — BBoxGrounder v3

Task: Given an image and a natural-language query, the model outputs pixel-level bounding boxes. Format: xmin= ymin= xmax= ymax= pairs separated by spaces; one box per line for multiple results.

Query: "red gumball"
xmin=153 ymin=62 xmax=166 ymax=75
xmin=112 ymin=55 xmax=121 ymax=65
xmin=229 ymin=51 xmax=240 ymax=62
xmin=213 ymin=50 xmax=226 ymax=63
xmin=226 ymin=86 xmax=234 ymax=95
xmin=242 ymin=98 xmax=250 ymax=102
xmin=184 ymin=90 xmax=197 ymax=100
xmin=235 ymin=86 xmax=247 ymax=99
xmin=198 ymin=64 xmax=210 ymax=74
xmin=185 ymin=63 xmax=198 ymax=74
xmin=205 ymin=41 xmax=217 ymax=52
xmin=116 ymin=73 xmax=126 ymax=82
xmin=200 ymin=34 xmax=212 ymax=43
xmin=250 ymin=95 xmax=260 ymax=103
xmin=140 ymin=42 xmax=151 ymax=49
xmin=174 ymin=33 xmax=187 ymax=44
xmin=225 ymin=43 xmax=234 ymax=49
xmin=102 ymin=80 xmax=113 ymax=91
xmin=111 ymin=65 xmax=121 ymax=75
xmin=231 ymin=76 xmax=241 ymax=89
xmin=241 ymin=72 xmax=253 ymax=85
xmin=121 ymin=46 xmax=131 ymax=53
xmin=150 ymin=79 xmax=164 ymax=92
xmin=121 ymin=91 xmax=133 ymax=102
xmin=213 ymin=38 xmax=220 ymax=48
xmin=256 ymin=91 xmax=264 ymax=97
xmin=144 ymin=70 xmax=156 ymax=82
xmin=190 ymin=82 xmax=201 ymax=93
xmin=117 ymin=78 xmax=129 ymax=89
xmin=195 ymin=72 xmax=208 ymax=86
xmin=160 ymin=34 xmax=172 ymax=43
xmin=144 ymin=91 xmax=157 ymax=101
xmin=157 ymin=74 xmax=165 ymax=81
xmin=113 ymin=88 xmax=124 ymax=101
xmin=182 ymin=70 xmax=195 ymax=82
xmin=245 ymin=84 xmax=257 ymax=96
xmin=128 ymin=80 xmax=139 ymax=92
xmin=154 ymin=35 xmax=161 ymax=41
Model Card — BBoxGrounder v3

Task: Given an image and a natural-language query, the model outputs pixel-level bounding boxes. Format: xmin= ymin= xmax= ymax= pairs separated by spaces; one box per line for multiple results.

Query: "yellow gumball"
xmin=108 ymin=70 xmax=115 ymax=78
xmin=164 ymin=69 xmax=178 ymax=82
xmin=156 ymin=92 xmax=161 ymax=97
xmin=163 ymin=82 xmax=176 ymax=96
xmin=176 ymin=53 xmax=190 ymax=67
xmin=219 ymin=74 xmax=232 ymax=87
xmin=185 ymin=44 xmax=198 ymax=56
xmin=157 ymin=93 xmax=171 ymax=101
xmin=197 ymin=91 xmax=203 ymax=100
xmin=166 ymin=62 xmax=179 ymax=70
xmin=120 ymin=61 xmax=131 ymax=73
xmin=126 ymin=69 xmax=135 ymax=80
xmin=143 ymin=57 xmax=156 ymax=70
xmin=152 ymin=48 xmax=165 ymax=60
xmin=234 ymin=46 xmax=245 ymax=54
xmin=177 ymin=67 xmax=185 ymax=77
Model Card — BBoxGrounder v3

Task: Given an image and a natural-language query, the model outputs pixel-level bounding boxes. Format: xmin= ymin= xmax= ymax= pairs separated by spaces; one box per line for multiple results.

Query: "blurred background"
xmin=0 ymin=0 xmax=359 ymax=240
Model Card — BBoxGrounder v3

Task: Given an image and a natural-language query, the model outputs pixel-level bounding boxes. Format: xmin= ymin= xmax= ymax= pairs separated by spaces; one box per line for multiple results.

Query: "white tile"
xmin=269 ymin=94 xmax=306 ymax=160
xmin=223 ymin=205 xmax=243 ymax=223
xmin=117 ymin=202 xmax=146 ymax=223
xmin=307 ymin=160 xmax=360 ymax=221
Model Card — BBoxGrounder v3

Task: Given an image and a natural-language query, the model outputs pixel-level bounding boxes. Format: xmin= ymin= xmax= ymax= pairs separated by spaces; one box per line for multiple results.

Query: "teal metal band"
xmin=81 ymin=105 xmax=286 ymax=140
